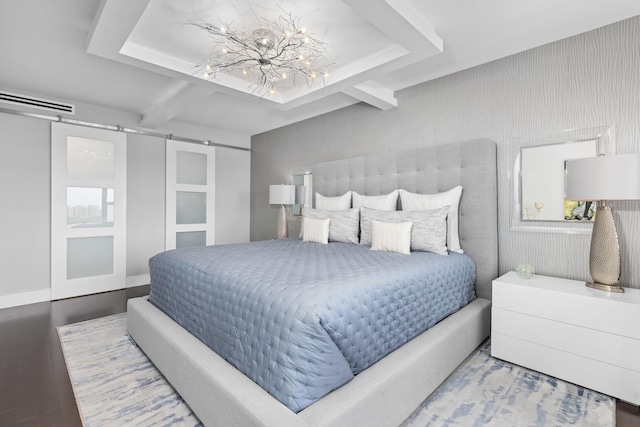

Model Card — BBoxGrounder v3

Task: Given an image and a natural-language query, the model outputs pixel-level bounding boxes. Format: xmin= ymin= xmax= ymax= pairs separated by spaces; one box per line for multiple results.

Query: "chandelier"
xmin=192 ymin=12 xmax=331 ymax=96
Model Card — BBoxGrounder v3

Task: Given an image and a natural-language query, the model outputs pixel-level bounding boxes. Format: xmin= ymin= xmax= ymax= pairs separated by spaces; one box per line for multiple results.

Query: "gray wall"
xmin=0 ymin=101 xmax=250 ymax=301
xmin=216 ymin=147 xmax=252 ymax=244
xmin=126 ymin=133 xmax=166 ymax=278
xmin=251 ymin=17 xmax=640 ymax=289
xmin=0 ymin=114 xmax=51 ymax=296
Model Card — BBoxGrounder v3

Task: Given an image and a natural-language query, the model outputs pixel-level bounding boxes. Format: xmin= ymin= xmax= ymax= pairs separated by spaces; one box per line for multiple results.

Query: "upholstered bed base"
xmin=128 ymin=139 xmax=498 ymax=426
xmin=128 ymin=296 xmax=491 ymax=427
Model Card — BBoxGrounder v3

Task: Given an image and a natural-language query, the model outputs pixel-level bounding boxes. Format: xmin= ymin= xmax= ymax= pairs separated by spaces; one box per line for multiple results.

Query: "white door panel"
xmin=51 ymin=123 xmax=126 ymax=299
xmin=166 ymin=140 xmax=215 ymax=250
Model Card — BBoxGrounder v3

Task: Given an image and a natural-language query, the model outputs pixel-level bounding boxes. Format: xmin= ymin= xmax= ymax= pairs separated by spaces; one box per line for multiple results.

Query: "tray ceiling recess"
xmin=87 ymin=0 xmax=442 ymax=130
xmin=84 ymin=0 xmax=640 ymax=134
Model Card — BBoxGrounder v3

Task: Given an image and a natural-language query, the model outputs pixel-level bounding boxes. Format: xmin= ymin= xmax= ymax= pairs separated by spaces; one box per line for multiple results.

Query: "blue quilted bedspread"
xmin=148 ymin=239 xmax=476 ymax=413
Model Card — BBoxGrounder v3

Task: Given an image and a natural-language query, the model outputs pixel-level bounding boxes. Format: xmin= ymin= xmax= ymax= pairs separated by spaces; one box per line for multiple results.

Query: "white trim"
xmin=0 ymin=289 xmax=51 ymax=310
xmin=0 ymin=278 xmax=150 ymax=309
xmin=126 ymin=274 xmax=151 ymax=288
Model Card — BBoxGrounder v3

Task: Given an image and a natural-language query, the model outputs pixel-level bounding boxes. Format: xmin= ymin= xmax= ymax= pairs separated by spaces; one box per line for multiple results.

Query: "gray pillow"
xmin=399 ymin=187 xmax=463 ymax=253
xmin=360 ymin=206 xmax=450 ymax=255
xmin=303 ymin=207 xmax=360 ymax=244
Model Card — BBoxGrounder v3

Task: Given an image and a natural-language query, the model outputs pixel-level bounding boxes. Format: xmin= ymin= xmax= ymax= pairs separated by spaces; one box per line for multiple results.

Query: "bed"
xmin=127 ymin=139 xmax=498 ymax=426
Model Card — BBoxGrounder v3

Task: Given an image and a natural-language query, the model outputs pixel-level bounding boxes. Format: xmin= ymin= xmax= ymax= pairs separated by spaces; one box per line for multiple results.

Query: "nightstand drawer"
xmin=493 ymin=273 xmax=640 ymax=340
xmin=492 ymin=332 xmax=640 ymax=405
xmin=492 ymin=307 xmax=640 ymax=373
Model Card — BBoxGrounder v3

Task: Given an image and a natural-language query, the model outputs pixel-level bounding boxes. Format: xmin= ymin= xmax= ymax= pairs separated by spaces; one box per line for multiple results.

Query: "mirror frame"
xmin=291 ymin=172 xmax=312 ymax=216
xmin=510 ymin=124 xmax=616 ymax=234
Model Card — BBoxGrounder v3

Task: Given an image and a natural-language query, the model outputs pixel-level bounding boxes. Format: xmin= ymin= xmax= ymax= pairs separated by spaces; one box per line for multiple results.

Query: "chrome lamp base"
xmin=585 ymin=281 xmax=624 ymax=293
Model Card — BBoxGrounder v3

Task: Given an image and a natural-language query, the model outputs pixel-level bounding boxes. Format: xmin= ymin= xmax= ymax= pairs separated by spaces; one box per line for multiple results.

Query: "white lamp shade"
xmin=269 ymin=184 xmax=295 ymax=205
xmin=565 ymin=153 xmax=640 ymax=201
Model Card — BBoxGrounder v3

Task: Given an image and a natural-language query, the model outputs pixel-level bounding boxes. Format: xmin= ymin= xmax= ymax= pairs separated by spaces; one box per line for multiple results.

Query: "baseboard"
xmin=0 ymin=288 xmax=51 ymax=310
xmin=0 ymin=277 xmax=149 ymax=310
xmin=126 ymin=274 xmax=150 ymax=288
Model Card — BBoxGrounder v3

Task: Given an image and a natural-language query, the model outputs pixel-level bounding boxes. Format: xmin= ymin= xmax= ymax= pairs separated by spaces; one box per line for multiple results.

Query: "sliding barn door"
xmin=51 ymin=123 xmax=126 ymax=300
xmin=165 ymin=140 xmax=215 ymax=250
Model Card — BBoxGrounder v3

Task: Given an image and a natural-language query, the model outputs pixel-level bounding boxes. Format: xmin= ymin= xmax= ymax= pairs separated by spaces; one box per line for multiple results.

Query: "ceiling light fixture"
xmin=191 ymin=11 xmax=331 ymax=96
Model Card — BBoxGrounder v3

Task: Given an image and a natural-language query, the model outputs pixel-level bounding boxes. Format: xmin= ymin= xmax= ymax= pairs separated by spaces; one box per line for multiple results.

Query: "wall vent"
xmin=0 ymin=91 xmax=75 ymax=115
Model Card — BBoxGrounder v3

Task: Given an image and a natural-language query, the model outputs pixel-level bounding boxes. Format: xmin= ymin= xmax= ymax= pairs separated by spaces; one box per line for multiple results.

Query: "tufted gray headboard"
xmin=312 ymin=139 xmax=498 ymax=300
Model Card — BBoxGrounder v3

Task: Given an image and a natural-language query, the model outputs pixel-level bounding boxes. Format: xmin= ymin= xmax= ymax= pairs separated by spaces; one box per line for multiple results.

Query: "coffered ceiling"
xmin=2 ymin=0 xmax=640 ymax=136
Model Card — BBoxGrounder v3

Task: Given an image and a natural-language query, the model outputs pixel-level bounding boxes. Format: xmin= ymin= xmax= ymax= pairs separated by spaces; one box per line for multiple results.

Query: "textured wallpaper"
xmin=251 ymin=17 xmax=640 ymax=289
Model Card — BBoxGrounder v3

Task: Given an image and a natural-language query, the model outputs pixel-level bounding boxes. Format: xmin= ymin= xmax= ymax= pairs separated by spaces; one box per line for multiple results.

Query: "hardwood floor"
xmin=0 ymin=285 xmax=638 ymax=426
xmin=618 ymin=401 xmax=640 ymax=427
xmin=0 ymin=286 xmax=149 ymax=427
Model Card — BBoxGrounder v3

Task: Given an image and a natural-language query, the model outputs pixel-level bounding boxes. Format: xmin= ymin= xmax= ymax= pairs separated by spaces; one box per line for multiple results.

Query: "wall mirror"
xmin=510 ymin=125 xmax=616 ymax=234
xmin=291 ymin=173 xmax=312 ymax=215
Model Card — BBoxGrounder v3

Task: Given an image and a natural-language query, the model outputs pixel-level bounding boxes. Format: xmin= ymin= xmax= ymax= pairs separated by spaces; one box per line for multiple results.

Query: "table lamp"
xmin=269 ymin=184 xmax=295 ymax=239
xmin=565 ymin=153 xmax=640 ymax=292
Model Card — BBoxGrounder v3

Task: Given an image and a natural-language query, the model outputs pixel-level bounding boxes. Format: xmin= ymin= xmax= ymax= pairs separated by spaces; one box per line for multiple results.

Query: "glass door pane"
xmin=67 ymin=187 xmax=114 ymax=227
xmin=176 ymin=231 xmax=206 ymax=248
xmin=177 ymin=151 xmax=207 ymax=185
xmin=67 ymin=236 xmax=114 ymax=279
xmin=67 ymin=137 xmax=115 ymax=180
xmin=176 ymin=191 xmax=206 ymax=224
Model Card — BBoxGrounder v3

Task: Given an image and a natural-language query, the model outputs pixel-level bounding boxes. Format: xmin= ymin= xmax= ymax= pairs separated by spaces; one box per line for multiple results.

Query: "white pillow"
xmin=399 ymin=187 xmax=463 ymax=253
xmin=302 ymin=217 xmax=330 ymax=244
xmin=371 ymin=220 xmax=412 ymax=255
xmin=352 ymin=190 xmax=398 ymax=211
xmin=315 ymin=191 xmax=351 ymax=210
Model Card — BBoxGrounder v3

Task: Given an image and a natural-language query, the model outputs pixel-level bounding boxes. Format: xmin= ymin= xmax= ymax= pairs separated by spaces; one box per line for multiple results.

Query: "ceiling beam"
xmin=87 ymin=0 xmax=151 ymax=60
xmin=343 ymin=0 xmax=443 ymax=55
xmin=343 ymin=82 xmax=397 ymax=110
xmin=140 ymin=82 xmax=216 ymax=129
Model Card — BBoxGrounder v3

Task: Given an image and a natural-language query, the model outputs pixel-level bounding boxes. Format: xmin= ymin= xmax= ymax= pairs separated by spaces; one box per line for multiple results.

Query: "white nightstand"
xmin=491 ymin=271 xmax=640 ymax=405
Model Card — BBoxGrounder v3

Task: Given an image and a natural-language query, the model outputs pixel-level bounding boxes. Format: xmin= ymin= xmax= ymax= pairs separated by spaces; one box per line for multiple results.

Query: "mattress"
xmin=148 ymin=239 xmax=476 ymax=413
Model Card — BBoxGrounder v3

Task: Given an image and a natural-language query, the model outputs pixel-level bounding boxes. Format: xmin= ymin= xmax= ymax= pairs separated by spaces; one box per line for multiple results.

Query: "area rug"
xmin=58 ymin=313 xmax=201 ymax=426
xmin=401 ymin=343 xmax=614 ymax=427
xmin=58 ymin=314 xmax=614 ymax=427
